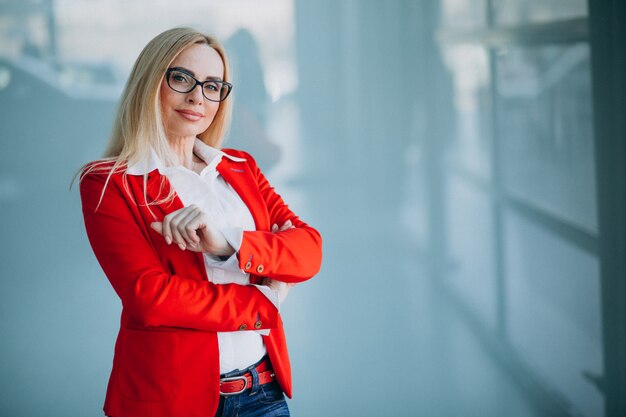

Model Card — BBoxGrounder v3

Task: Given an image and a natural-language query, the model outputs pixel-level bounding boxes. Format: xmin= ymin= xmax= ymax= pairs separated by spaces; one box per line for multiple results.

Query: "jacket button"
xmin=245 ymin=261 xmax=252 ymax=270
xmin=239 ymin=324 xmax=247 ymax=330
xmin=254 ymin=321 xmax=262 ymax=329
xmin=256 ymin=264 xmax=265 ymax=273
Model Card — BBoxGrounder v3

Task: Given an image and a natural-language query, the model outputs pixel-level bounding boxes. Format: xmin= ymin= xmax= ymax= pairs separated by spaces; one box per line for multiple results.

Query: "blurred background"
xmin=1 ymin=0 xmax=625 ymax=416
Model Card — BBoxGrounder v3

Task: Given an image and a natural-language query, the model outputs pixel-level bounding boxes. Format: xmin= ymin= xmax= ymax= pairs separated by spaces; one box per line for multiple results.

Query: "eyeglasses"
xmin=165 ymin=67 xmax=233 ymax=102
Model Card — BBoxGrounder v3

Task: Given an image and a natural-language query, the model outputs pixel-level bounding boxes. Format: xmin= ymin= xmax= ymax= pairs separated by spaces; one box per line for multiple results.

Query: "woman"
xmin=79 ymin=27 xmax=322 ymax=417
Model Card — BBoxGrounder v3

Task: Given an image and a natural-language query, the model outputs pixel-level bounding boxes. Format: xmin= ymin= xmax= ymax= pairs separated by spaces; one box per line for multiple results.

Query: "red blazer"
xmin=80 ymin=149 xmax=322 ymax=417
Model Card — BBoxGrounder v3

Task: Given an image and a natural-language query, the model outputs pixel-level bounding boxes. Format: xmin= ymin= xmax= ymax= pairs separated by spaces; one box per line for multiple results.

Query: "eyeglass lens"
xmin=168 ymin=70 xmax=230 ymax=102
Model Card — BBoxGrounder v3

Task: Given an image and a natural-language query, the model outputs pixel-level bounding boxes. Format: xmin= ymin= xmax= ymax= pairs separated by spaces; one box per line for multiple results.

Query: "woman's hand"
xmin=150 ymin=205 xmax=234 ymax=256
xmin=271 ymin=219 xmax=293 ymax=233
xmin=263 ymin=219 xmax=297 ymax=303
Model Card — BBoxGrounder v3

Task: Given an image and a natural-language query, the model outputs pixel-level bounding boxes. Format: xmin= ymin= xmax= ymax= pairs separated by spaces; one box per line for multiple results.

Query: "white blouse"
xmin=127 ymin=138 xmax=279 ymax=374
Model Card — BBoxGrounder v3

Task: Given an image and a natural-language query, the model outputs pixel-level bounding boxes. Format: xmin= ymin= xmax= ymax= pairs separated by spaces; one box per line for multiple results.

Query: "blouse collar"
xmin=126 ymin=138 xmax=246 ymax=176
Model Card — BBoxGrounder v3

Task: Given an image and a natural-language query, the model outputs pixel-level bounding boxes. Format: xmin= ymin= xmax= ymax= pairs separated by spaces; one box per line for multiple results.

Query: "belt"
xmin=219 ymin=358 xmax=276 ymax=396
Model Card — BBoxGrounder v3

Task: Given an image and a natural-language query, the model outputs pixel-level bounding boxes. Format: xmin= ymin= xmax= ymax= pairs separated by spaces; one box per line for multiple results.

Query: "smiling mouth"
xmin=175 ymin=109 xmax=204 ymax=121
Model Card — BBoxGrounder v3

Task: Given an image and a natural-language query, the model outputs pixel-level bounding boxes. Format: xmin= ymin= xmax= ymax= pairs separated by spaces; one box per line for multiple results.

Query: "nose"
xmin=186 ymin=84 xmax=204 ymax=104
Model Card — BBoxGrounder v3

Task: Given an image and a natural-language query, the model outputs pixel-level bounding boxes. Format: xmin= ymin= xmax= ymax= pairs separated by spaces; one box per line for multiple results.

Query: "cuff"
xmin=251 ymin=284 xmax=280 ymax=336
xmin=222 ymin=226 xmax=244 ymax=253
xmin=204 ymin=227 xmax=244 ymax=267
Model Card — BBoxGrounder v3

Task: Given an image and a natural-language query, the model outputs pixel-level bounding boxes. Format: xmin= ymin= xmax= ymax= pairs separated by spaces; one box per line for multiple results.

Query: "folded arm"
xmin=80 ymin=170 xmax=279 ymax=332
xmin=235 ymin=152 xmax=323 ymax=283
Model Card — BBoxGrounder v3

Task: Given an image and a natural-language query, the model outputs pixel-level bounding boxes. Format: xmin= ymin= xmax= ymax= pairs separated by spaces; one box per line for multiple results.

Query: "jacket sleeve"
xmin=236 ymin=152 xmax=323 ymax=283
xmin=80 ymin=170 xmax=279 ymax=332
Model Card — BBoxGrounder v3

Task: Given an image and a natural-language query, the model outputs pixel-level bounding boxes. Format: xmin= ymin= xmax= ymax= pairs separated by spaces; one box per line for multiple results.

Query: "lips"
xmin=175 ymin=109 xmax=204 ymax=121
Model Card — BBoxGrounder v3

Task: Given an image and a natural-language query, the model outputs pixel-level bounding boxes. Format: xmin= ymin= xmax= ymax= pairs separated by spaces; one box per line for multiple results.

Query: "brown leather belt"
xmin=219 ymin=358 xmax=276 ymax=396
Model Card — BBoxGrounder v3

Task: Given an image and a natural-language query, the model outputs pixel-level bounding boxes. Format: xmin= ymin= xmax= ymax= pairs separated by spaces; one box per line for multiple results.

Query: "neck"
xmin=167 ymin=135 xmax=198 ymax=170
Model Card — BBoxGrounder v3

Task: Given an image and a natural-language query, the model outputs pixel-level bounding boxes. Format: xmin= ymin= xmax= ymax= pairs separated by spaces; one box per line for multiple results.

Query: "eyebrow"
xmin=170 ymin=66 xmax=223 ymax=81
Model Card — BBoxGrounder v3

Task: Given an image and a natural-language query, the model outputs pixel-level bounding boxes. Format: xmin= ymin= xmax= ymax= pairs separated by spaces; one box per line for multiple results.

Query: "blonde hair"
xmin=76 ymin=27 xmax=233 ymax=212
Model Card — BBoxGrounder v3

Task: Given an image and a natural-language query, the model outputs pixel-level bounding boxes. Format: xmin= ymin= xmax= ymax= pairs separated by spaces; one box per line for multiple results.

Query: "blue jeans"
xmin=214 ymin=359 xmax=290 ymax=417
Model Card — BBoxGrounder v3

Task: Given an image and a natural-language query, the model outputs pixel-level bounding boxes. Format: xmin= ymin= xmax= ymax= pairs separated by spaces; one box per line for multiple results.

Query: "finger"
xmin=278 ymin=219 xmax=295 ymax=232
xmin=161 ymin=215 xmax=173 ymax=245
xmin=272 ymin=224 xmax=278 ymax=232
xmin=188 ymin=212 xmax=224 ymax=252
xmin=177 ymin=208 xmax=202 ymax=248
xmin=169 ymin=218 xmax=186 ymax=250
xmin=150 ymin=222 xmax=163 ymax=235
xmin=167 ymin=208 xmax=193 ymax=250
xmin=187 ymin=211 xmax=211 ymax=249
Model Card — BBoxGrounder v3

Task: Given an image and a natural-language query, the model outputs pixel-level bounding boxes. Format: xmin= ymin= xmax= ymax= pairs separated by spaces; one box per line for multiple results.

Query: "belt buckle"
xmin=220 ymin=375 xmax=248 ymax=396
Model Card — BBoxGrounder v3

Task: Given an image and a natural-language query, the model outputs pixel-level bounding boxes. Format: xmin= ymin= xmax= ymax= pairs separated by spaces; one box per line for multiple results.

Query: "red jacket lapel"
xmin=216 ymin=157 xmax=269 ymax=232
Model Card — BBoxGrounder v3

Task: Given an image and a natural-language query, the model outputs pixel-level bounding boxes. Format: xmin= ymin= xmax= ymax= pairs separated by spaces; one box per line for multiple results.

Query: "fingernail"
xmin=178 ymin=243 xmax=186 ymax=250
xmin=165 ymin=236 xmax=172 ymax=245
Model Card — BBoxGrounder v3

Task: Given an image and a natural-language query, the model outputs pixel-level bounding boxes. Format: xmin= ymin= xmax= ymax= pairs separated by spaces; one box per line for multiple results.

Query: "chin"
xmin=170 ymin=124 xmax=208 ymax=138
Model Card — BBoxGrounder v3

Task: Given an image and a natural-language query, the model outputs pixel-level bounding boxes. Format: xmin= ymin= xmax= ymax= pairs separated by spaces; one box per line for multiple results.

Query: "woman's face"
xmin=159 ymin=43 xmax=224 ymax=140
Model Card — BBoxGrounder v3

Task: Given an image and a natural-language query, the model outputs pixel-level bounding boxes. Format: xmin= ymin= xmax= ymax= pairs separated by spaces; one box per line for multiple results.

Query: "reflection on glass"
xmin=442 ymin=44 xmax=492 ymax=180
xmin=0 ymin=66 xmax=11 ymax=89
xmin=445 ymin=175 xmax=497 ymax=330
xmin=494 ymin=0 xmax=587 ymax=26
xmin=504 ymin=209 xmax=603 ymax=417
xmin=495 ymin=43 xmax=597 ymax=232
xmin=440 ymin=0 xmax=487 ymax=29
xmin=224 ymin=28 xmax=281 ymax=171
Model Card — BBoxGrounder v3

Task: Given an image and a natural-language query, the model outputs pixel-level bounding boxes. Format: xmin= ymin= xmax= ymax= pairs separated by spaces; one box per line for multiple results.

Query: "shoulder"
xmin=80 ymin=159 xmax=127 ymax=179
xmin=78 ymin=159 xmax=134 ymax=211
xmin=78 ymin=159 xmax=128 ymax=194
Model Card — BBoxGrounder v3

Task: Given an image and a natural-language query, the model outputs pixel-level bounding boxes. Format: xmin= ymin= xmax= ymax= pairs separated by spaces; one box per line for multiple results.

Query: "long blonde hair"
xmin=77 ymin=27 xmax=233 ymax=212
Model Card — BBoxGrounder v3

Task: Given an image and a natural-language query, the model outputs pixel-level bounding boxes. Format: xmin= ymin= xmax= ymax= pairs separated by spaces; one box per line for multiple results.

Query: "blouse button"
xmin=245 ymin=261 xmax=252 ymax=270
xmin=239 ymin=324 xmax=247 ymax=331
xmin=254 ymin=321 xmax=262 ymax=329
xmin=256 ymin=264 xmax=265 ymax=273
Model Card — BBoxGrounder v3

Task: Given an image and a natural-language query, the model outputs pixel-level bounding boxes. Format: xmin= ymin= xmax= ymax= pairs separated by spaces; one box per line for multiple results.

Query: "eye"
xmin=171 ymin=71 xmax=192 ymax=83
xmin=204 ymin=82 xmax=220 ymax=92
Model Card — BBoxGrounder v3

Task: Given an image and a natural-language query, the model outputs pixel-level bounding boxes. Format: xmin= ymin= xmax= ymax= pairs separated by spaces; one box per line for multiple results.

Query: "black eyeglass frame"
xmin=165 ymin=67 xmax=233 ymax=102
